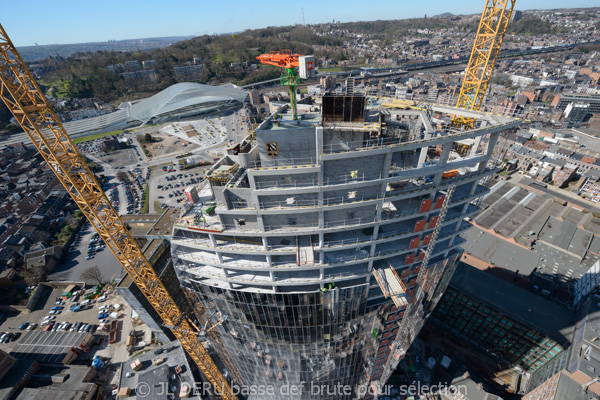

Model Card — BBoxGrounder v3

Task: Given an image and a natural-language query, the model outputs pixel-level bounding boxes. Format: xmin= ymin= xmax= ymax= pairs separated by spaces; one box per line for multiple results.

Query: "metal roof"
xmin=11 ymin=331 xmax=91 ymax=363
xmin=127 ymin=82 xmax=248 ymax=124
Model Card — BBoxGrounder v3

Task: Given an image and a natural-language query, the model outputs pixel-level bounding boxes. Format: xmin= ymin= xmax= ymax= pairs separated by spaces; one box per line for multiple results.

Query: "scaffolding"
xmin=372 ymin=265 xmax=409 ymax=308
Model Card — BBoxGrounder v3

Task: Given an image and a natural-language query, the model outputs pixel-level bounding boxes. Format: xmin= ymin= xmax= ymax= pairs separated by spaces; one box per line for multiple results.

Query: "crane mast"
xmin=0 ymin=24 xmax=238 ymax=400
xmin=452 ymin=0 xmax=516 ymax=128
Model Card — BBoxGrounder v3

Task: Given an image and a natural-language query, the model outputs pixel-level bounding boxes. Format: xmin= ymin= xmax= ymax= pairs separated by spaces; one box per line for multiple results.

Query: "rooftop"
xmin=450 ymin=263 xmax=576 ymax=345
xmin=11 ymin=331 xmax=92 ymax=364
xmin=146 ymin=208 xmax=179 ymax=237
xmin=118 ymin=341 xmax=199 ymax=400
xmin=120 ymin=214 xmax=162 ymax=237
xmin=464 ymin=179 xmax=600 ymax=291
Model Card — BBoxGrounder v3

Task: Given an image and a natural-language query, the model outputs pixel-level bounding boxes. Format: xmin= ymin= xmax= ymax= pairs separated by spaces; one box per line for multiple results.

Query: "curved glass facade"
xmin=187 ymin=282 xmax=381 ymax=399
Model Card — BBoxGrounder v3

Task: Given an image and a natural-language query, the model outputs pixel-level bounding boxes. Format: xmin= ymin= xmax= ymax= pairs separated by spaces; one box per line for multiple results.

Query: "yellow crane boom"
xmin=0 ymin=24 xmax=237 ymax=400
xmin=452 ymin=0 xmax=516 ymax=128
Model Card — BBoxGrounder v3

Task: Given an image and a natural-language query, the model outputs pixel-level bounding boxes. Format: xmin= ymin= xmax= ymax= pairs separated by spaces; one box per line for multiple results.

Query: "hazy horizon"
xmin=2 ymin=1 xmax=598 ymax=47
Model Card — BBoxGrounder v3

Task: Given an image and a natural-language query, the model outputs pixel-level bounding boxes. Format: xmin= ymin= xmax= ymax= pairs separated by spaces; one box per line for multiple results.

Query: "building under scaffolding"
xmin=171 ymin=97 xmax=520 ymax=399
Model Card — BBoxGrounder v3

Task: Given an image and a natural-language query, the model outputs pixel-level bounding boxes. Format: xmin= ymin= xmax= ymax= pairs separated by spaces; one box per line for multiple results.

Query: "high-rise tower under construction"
xmin=171 ymin=94 xmax=519 ymax=399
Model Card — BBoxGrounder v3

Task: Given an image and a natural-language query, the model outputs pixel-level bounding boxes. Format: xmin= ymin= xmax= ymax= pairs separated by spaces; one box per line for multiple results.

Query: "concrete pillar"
xmin=216 ymin=251 xmax=223 ymax=263
xmin=247 ymin=171 xmax=257 ymax=189
xmin=262 ymin=236 xmax=269 ymax=250
xmin=417 ymin=146 xmax=428 ymax=168
xmin=486 ymin=132 xmax=500 ymax=158
xmin=433 ymin=143 xmax=453 ymax=185
xmin=209 ymin=234 xmax=217 ymax=247
xmin=438 ymin=142 xmax=453 ymax=168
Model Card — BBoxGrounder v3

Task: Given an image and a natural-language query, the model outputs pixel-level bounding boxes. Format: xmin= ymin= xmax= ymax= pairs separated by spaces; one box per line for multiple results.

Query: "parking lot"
xmin=48 ymin=220 xmax=124 ymax=284
xmin=0 ymin=285 xmax=123 ymax=352
xmin=149 ymin=163 xmax=211 ymax=211
xmin=77 ymin=134 xmax=143 ymax=168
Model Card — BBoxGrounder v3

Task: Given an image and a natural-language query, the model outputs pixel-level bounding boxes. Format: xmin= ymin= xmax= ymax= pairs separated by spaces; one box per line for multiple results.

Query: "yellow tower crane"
xmin=0 ymin=24 xmax=238 ymax=400
xmin=452 ymin=0 xmax=516 ymax=128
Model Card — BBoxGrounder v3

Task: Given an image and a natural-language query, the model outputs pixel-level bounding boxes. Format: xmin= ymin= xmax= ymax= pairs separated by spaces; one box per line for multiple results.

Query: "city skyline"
xmin=2 ymin=1 xmax=599 ymax=47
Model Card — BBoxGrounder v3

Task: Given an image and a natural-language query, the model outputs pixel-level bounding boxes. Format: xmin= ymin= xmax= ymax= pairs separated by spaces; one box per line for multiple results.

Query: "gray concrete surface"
xmin=461 ymin=227 xmax=540 ymax=276
xmin=49 ymin=221 xmax=124 ymax=284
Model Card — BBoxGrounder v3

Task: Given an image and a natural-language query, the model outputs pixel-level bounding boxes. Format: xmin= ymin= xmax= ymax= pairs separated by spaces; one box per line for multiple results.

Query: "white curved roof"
xmin=128 ymin=82 xmax=248 ymax=123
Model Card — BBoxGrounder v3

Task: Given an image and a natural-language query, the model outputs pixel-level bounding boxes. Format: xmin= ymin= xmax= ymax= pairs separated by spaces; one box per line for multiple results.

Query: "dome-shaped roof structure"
xmin=127 ymin=82 xmax=248 ymax=124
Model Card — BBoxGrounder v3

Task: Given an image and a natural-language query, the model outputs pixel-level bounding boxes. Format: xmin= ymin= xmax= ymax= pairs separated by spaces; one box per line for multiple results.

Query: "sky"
xmin=1 ymin=0 xmax=598 ymax=47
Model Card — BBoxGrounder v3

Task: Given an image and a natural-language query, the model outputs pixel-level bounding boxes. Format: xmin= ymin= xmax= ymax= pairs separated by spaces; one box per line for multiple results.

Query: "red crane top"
xmin=256 ymin=50 xmax=304 ymax=69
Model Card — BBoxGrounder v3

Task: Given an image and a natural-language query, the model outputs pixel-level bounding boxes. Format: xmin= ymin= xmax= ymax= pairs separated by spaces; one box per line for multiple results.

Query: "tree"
xmin=81 ymin=266 xmax=103 ymax=286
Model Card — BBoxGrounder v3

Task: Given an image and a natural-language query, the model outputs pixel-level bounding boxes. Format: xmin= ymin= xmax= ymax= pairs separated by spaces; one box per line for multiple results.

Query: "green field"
xmin=141 ymin=184 xmax=150 ymax=213
xmin=317 ymin=67 xmax=343 ymax=72
xmin=72 ymin=130 xmax=124 ymax=144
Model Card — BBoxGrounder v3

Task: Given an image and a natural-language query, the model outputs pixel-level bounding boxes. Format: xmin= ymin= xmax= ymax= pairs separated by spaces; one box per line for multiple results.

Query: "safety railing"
xmin=321 ymin=120 xmax=518 ymax=155
xmin=248 ymin=157 xmax=318 ymax=169
xmin=254 ymin=173 xmax=372 ymax=190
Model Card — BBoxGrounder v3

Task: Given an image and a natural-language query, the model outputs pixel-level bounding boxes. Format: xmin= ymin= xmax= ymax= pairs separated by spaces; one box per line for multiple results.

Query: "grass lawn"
xmin=498 ymin=170 xmax=510 ymax=176
xmin=141 ymin=184 xmax=150 ymax=213
xmin=153 ymin=200 xmax=163 ymax=213
xmin=317 ymin=67 xmax=343 ymax=72
xmin=72 ymin=130 xmax=124 ymax=144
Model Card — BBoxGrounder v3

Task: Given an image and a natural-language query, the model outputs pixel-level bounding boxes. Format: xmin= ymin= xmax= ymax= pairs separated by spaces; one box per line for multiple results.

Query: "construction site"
xmin=0 ymin=1 xmax=521 ymax=399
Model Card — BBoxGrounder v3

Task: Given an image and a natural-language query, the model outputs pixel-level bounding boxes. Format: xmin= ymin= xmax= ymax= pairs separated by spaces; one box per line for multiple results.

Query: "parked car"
xmin=49 ymin=310 xmax=61 ymax=315
xmin=98 ymin=313 xmax=109 ymax=319
xmin=18 ymin=323 xmax=29 ymax=330
xmin=51 ymin=306 xmax=63 ymax=310
xmin=27 ymin=323 xmax=37 ymax=331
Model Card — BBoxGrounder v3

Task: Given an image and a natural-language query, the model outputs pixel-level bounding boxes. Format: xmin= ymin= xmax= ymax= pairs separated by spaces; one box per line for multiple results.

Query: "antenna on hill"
xmin=302 ymin=8 xmax=305 ymax=26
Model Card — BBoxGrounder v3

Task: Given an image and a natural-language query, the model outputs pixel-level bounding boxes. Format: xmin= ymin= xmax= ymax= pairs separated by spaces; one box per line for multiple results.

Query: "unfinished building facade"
xmin=170 ymin=98 xmax=520 ymax=399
